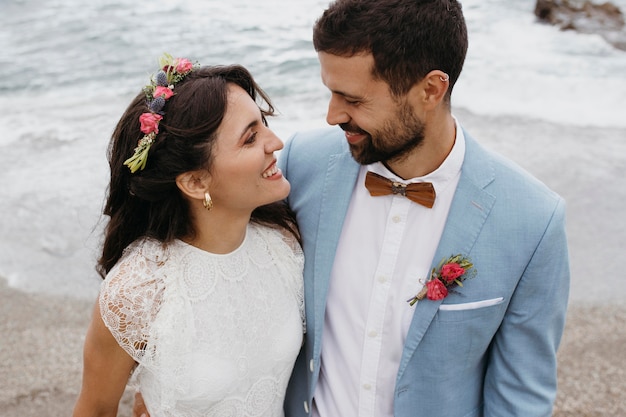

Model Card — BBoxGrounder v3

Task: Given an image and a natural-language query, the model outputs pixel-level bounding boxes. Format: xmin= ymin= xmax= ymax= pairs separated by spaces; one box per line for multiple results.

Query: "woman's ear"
xmin=175 ymin=170 xmax=210 ymax=200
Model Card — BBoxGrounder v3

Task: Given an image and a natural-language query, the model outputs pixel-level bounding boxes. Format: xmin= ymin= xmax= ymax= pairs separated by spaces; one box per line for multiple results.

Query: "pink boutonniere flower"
xmin=407 ymin=254 xmax=477 ymax=306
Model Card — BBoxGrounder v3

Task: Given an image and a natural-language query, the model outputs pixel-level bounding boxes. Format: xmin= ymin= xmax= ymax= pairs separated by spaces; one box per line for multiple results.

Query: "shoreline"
xmin=5 ymin=107 xmax=626 ymax=304
xmin=1 ymin=278 xmax=625 ymax=416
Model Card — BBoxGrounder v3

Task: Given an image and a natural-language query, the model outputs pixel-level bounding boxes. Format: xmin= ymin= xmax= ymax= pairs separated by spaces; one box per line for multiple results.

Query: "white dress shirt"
xmin=313 ymin=121 xmax=465 ymax=417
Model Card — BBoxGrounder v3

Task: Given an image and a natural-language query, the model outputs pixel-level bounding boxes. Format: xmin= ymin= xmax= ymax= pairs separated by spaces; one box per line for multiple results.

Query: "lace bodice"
xmin=99 ymin=223 xmax=304 ymax=417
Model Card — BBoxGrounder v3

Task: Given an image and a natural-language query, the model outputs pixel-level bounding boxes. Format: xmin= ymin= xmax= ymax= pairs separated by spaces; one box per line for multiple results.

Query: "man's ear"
xmin=175 ymin=170 xmax=210 ymax=200
xmin=420 ymin=70 xmax=450 ymax=110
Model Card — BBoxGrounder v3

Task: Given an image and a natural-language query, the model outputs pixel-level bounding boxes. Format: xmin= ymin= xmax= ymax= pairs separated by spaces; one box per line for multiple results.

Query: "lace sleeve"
xmin=99 ymin=239 xmax=167 ymax=363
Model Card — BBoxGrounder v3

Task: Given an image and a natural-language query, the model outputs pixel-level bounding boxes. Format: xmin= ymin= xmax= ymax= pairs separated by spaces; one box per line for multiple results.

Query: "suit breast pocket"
xmin=437 ymin=297 xmax=505 ymax=317
xmin=435 ymin=297 xmax=507 ymax=325
xmin=417 ymin=298 xmax=508 ymax=381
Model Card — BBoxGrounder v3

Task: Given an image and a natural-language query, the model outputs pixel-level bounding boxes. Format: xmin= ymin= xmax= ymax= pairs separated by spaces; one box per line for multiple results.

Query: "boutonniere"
xmin=407 ymin=254 xmax=477 ymax=306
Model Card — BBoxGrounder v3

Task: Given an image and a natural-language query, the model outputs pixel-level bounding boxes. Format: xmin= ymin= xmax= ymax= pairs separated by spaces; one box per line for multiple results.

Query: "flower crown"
xmin=123 ymin=53 xmax=198 ymax=173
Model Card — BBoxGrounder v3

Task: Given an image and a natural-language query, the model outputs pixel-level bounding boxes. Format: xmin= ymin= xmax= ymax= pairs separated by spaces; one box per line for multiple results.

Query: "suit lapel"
xmin=396 ymin=134 xmax=497 ymax=381
xmin=312 ymin=149 xmax=360 ymax=355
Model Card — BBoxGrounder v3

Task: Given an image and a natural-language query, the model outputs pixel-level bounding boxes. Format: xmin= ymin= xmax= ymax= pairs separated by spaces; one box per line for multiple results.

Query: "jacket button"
xmin=304 ymin=401 xmax=310 ymax=413
xmin=309 ymin=359 xmax=314 ymax=372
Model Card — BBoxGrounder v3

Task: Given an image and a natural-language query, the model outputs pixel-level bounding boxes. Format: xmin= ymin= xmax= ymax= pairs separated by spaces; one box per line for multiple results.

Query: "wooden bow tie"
xmin=364 ymin=171 xmax=436 ymax=208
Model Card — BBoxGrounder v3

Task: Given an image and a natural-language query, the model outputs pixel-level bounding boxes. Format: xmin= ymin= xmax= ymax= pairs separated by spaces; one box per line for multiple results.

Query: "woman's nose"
xmin=265 ymin=129 xmax=284 ymax=153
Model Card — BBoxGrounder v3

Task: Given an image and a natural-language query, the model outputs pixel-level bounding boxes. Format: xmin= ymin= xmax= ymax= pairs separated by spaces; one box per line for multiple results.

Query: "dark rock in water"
xmin=534 ymin=0 xmax=626 ymax=50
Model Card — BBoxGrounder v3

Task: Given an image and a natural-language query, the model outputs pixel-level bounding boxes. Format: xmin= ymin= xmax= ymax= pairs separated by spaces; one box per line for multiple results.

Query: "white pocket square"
xmin=439 ymin=297 xmax=504 ymax=311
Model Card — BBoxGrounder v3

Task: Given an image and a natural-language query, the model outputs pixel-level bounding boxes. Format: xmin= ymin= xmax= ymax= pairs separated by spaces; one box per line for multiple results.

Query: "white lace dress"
xmin=99 ymin=223 xmax=304 ymax=417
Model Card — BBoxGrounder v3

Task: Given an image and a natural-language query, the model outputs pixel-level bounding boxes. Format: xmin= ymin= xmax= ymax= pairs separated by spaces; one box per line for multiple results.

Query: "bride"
xmin=72 ymin=54 xmax=304 ymax=417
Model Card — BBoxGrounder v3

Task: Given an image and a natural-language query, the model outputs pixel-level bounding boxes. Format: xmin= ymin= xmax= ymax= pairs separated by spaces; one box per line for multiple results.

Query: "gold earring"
xmin=203 ymin=191 xmax=213 ymax=211
xmin=439 ymin=74 xmax=450 ymax=82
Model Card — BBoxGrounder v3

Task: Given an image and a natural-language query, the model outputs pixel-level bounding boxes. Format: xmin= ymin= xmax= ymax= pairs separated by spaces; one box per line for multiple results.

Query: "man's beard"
xmin=342 ymin=102 xmax=425 ymax=166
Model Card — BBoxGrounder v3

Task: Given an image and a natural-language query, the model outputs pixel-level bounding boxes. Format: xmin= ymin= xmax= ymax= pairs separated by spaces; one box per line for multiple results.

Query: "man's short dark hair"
xmin=313 ymin=0 xmax=468 ymax=99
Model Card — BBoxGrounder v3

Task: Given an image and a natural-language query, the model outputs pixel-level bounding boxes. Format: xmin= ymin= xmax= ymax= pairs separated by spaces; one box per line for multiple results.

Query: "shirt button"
xmin=378 ymin=275 xmax=387 ymax=283
xmin=368 ymin=330 xmax=378 ymax=338
xmin=363 ymin=383 xmax=372 ymax=390
xmin=309 ymin=359 xmax=314 ymax=372
xmin=392 ymin=215 xmax=402 ymax=223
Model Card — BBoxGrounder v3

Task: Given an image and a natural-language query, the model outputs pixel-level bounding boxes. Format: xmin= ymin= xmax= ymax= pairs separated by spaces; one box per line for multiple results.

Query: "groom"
xmin=133 ymin=0 xmax=569 ymax=416
xmin=280 ymin=0 xmax=569 ymax=416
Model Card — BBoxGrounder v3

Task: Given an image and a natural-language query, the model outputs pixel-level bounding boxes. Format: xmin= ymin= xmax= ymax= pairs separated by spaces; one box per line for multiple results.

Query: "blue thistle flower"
xmin=149 ymin=96 xmax=166 ymax=113
xmin=156 ymin=71 xmax=168 ymax=87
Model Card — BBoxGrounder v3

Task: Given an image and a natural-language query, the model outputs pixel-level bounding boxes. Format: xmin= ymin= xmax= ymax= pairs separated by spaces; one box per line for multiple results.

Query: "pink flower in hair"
xmin=139 ymin=112 xmax=163 ymax=134
xmin=153 ymin=86 xmax=174 ymax=100
xmin=175 ymin=58 xmax=194 ymax=73
xmin=124 ymin=53 xmax=196 ymax=173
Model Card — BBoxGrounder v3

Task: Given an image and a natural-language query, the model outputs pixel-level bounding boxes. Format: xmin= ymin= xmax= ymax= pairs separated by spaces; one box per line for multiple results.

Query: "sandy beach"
xmin=1 ymin=110 xmax=625 ymax=416
xmin=0 ymin=277 xmax=134 ymax=416
xmin=1 ymin=278 xmax=625 ymax=417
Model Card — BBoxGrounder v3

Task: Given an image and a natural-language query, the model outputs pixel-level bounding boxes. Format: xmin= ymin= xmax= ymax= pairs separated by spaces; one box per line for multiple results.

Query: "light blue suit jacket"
xmin=279 ymin=126 xmax=569 ymax=417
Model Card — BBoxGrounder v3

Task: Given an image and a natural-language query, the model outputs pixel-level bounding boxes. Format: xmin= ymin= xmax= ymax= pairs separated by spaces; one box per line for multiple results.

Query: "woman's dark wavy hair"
xmin=98 ymin=64 xmax=299 ymax=277
xmin=313 ymin=0 xmax=468 ymax=102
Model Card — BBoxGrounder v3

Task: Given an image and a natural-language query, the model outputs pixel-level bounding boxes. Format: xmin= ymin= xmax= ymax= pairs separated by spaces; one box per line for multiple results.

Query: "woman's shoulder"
xmin=100 ymin=237 xmax=173 ymax=314
xmin=99 ymin=238 xmax=173 ymax=361
xmin=121 ymin=237 xmax=171 ymax=264
xmin=250 ymin=223 xmax=303 ymax=259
